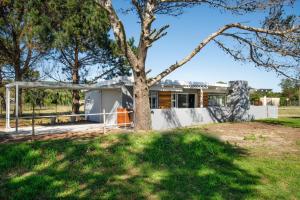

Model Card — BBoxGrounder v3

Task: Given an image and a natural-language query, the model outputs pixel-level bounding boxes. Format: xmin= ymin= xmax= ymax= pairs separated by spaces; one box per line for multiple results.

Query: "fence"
xmin=4 ymin=106 xmax=280 ymax=133
xmin=5 ymin=110 xmax=134 ymax=135
xmin=151 ymin=106 xmax=278 ymax=130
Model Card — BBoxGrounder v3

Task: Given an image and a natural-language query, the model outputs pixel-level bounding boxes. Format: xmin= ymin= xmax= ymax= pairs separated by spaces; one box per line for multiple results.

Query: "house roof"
xmin=5 ymin=81 xmax=104 ymax=90
xmin=158 ymin=79 xmax=208 ymax=89
xmin=95 ymin=76 xmax=212 ymax=89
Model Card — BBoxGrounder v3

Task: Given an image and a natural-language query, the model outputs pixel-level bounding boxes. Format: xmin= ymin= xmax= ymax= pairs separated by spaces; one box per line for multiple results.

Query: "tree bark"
xmin=133 ymin=70 xmax=152 ymax=130
xmin=0 ymin=71 xmax=6 ymax=114
xmin=12 ymin=31 xmax=24 ymax=116
xmin=71 ymin=47 xmax=80 ymax=122
xmin=15 ymin=63 xmax=23 ymax=116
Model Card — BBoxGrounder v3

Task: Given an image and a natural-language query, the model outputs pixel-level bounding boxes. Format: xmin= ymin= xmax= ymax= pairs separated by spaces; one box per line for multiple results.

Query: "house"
xmin=84 ymin=77 xmax=278 ymax=130
xmin=84 ymin=76 xmax=230 ymax=124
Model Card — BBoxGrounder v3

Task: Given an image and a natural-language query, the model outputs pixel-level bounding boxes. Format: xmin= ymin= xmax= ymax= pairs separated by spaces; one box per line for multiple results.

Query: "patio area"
xmin=1 ymin=123 xmax=107 ymax=136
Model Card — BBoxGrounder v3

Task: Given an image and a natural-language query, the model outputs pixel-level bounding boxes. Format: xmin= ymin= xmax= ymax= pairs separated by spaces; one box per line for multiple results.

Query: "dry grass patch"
xmin=202 ymin=122 xmax=300 ymax=156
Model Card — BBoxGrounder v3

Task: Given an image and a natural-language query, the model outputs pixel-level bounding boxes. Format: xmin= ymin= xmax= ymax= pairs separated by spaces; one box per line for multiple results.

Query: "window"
xmin=171 ymin=94 xmax=176 ymax=108
xmin=149 ymin=92 xmax=158 ymax=109
xmin=178 ymin=94 xmax=188 ymax=108
xmin=208 ymin=95 xmax=226 ymax=106
xmin=172 ymin=93 xmax=195 ymax=108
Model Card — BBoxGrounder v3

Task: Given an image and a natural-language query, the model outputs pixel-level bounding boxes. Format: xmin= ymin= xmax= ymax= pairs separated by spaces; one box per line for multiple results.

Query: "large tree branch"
xmin=60 ymin=50 xmax=74 ymax=68
xmin=148 ymin=24 xmax=170 ymax=44
xmin=136 ymin=0 xmax=157 ymax=68
xmin=148 ymin=23 xmax=300 ymax=86
xmin=97 ymin=0 xmax=138 ymax=71
xmin=214 ymin=37 xmax=298 ymax=80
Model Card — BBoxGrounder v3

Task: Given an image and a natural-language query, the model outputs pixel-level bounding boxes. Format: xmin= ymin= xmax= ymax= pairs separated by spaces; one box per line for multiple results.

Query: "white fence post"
xmin=15 ymin=84 xmax=19 ymax=134
xmin=103 ymin=108 xmax=106 ymax=133
xmin=5 ymin=87 xmax=10 ymax=129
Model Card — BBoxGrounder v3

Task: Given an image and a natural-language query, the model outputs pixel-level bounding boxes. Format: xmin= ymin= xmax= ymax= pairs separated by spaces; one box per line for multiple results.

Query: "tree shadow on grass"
xmin=135 ymin=131 xmax=258 ymax=199
xmin=0 ymin=130 xmax=259 ymax=199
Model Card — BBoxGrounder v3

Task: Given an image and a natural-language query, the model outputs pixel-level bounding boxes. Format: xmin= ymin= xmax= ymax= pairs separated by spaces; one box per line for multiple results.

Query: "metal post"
xmin=298 ymin=86 xmax=300 ymax=107
xmin=32 ymin=102 xmax=35 ymax=136
xmin=103 ymin=108 xmax=106 ymax=134
xmin=200 ymin=88 xmax=203 ymax=108
xmin=15 ymin=84 xmax=19 ymax=134
xmin=5 ymin=87 xmax=10 ymax=129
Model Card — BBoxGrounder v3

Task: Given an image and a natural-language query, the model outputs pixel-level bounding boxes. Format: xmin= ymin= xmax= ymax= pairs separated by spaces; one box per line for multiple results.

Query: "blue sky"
xmin=111 ymin=1 xmax=300 ymax=92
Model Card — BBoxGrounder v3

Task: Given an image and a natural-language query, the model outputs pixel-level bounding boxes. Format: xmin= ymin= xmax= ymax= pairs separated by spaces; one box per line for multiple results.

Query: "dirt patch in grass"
xmin=0 ymin=128 xmax=130 ymax=144
xmin=202 ymin=122 xmax=300 ymax=155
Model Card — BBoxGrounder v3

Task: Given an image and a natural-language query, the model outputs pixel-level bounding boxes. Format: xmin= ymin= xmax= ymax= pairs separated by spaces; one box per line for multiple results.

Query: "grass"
xmin=243 ymin=134 xmax=257 ymax=141
xmin=0 ymin=128 xmax=299 ymax=200
xmin=279 ymin=106 xmax=300 ymax=118
xmin=258 ymin=117 xmax=300 ymax=128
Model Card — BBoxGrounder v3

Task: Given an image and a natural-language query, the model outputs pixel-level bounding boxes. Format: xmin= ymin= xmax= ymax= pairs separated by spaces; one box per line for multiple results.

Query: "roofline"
xmin=5 ymin=78 xmax=231 ymax=91
xmin=5 ymin=81 xmax=121 ymax=90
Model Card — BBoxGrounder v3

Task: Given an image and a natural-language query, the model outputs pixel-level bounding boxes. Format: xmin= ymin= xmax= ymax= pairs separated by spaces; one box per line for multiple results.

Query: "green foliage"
xmin=250 ymin=90 xmax=281 ymax=104
xmin=280 ymin=78 xmax=299 ymax=101
xmin=0 ymin=129 xmax=299 ymax=199
xmin=0 ymin=0 xmax=51 ymax=80
xmin=24 ymin=89 xmax=47 ymax=109
xmin=47 ymin=0 xmax=130 ymax=82
xmin=24 ymin=89 xmax=73 ymax=107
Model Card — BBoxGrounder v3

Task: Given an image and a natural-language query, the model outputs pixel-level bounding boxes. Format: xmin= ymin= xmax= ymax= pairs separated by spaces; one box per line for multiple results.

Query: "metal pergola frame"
xmin=5 ymin=81 xmax=122 ymax=133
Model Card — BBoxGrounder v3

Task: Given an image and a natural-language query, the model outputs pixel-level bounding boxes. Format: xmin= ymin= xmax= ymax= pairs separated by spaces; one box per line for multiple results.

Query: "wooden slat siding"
xmin=158 ymin=91 xmax=171 ymax=109
xmin=203 ymin=92 xmax=209 ymax=107
xmin=117 ymin=108 xmax=132 ymax=127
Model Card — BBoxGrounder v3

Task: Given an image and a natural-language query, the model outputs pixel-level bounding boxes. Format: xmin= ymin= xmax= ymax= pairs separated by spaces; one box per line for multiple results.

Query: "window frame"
xmin=171 ymin=93 xmax=196 ymax=108
xmin=149 ymin=91 xmax=158 ymax=109
xmin=208 ymin=94 xmax=227 ymax=106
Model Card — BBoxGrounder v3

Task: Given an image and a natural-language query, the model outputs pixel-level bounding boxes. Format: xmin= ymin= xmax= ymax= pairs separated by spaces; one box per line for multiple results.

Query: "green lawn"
xmin=258 ymin=117 xmax=300 ymax=128
xmin=0 ymin=128 xmax=299 ymax=200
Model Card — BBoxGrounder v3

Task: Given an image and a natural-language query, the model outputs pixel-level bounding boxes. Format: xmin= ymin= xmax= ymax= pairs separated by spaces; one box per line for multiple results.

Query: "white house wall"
xmin=85 ymin=90 xmax=102 ymax=122
xmin=102 ymin=89 xmax=122 ymax=125
xmin=85 ymin=89 xmax=122 ymax=124
xmin=151 ymin=106 xmax=278 ymax=130
xmin=121 ymin=86 xmax=134 ymax=109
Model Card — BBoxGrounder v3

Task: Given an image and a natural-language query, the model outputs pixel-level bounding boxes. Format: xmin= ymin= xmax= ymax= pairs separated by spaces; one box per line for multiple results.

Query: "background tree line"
xmin=250 ymin=77 xmax=300 ymax=106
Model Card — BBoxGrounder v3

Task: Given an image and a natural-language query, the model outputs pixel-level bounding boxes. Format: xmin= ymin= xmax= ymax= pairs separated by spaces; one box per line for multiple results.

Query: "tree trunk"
xmin=72 ymin=89 xmax=80 ymax=114
xmin=71 ymin=47 xmax=80 ymax=122
xmin=15 ymin=66 xmax=23 ymax=116
xmin=0 ymin=84 xmax=5 ymax=114
xmin=0 ymin=68 xmax=5 ymax=114
xmin=133 ymin=70 xmax=152 ymax=130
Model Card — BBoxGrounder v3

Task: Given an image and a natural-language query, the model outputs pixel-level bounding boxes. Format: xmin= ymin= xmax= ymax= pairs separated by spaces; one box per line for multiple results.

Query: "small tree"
xmin=25 ymin=89 xmax=45 ymax=135
xmin=97 ymin=0 xmax=300 ymax=130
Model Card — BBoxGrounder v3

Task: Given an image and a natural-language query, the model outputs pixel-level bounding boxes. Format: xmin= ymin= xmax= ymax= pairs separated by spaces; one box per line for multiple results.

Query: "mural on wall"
xmin=207 ymin=81 xmax=251 ymax=122
xmin=227 ymin=81 xmax=251 ymax=121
